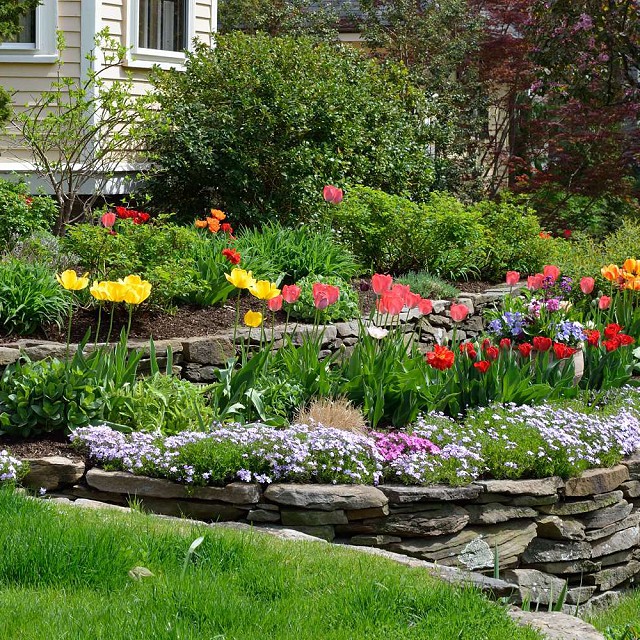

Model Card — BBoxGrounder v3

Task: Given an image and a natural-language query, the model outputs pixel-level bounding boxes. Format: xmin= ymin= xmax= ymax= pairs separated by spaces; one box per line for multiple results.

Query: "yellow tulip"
xmin=122 ymin=274 xmax=144 ymax=286
xmin=225 ymin=268 xmax=256 ymax=289
xmin=123 ymin=281 xmax=152 ymax=305
xmin=244 ymin=310 xmax=263 ymax=328
xmin=601 ymin=264 xmax=622 ymax=282
xmin=56 ymin=269 xmax=89 ymax=291
xmin=249 ymin=280 xmax=280 ymax=300
xmin=89 ymin=281 xmax=110 ymax=301
xmin=624 ymin=258 xmax=640 ymax=276
xmin=103 ymin=281 xmax=128 ymax=303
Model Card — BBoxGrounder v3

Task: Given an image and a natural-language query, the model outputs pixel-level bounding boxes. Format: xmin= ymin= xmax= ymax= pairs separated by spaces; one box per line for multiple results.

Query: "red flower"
xmin=417 ymin=298 xmax=433 ymax=315
xmin=326 ymin=285 xmax=340 ymax=305
xmin=604 ymin=338 xmax=621 ymax=352
xmin=323 ymin=185 xmax=343 ymax=204
xmin=485 ymin=346 xmax=499 ymax=361
xmin=585 ymin=329 xmax=600 ymax=347
xmin=533 ymin=336 xmax=553 ymax=352
xmin=115 ymin=205 xmax=130 ymax=218
xmin=505 ymin=271 xmax=520 ymax=286
xmin=377 ymin=291 xmax=404 ymax=315
xmin=579 ymin=277 xmax=595 ymax=294
xmin=553 ymin=342 xmax=577 ymax=359
xmin=618 ymin=333 xmax=635 ymax=346
xmin=598 ymin=296 xmax=612 ymax=310
xmin=136 ymin=212 xmax=150 ymax=223
xmin=101 ymin=212 xmax=116 ymax=228
xmin=518 ymin=343 xmax=533 ymax=357
xmin=473 ymin=360 xmax=491 ymax=374
xmin=449 ymin=303 xmax=469 ymax=323
xmin=405 ymin=292 xmax=422 ymax=309
xmin=312 ymin=283 xmax=339 ymax=309
xmin=459 ymin=342 xmax=477 ymax=359
xmin=527 ymin=274 xmax=544 ymax=291
xmin=563 ymin=229 xmax=572 ymax=238
xmin=268 ymin=295 xmax=283 ymax=312
xmin=221 ymin=222 xmax=234 ymax=234
xmin=604 ymin=323 xmax=623 ymax=338
xmin=426 ymin=345 xmax=455 ymax=371
xmin=222 ymin=248 xmax=241 ymax=265
xmin=481 ymin=338 xmax=492 ymax=351
xmin=371 ymin=274 xmax=393 ymax=295
xmin=282 ymin=284 xmax=301 ymax=304
xmin=543 ymin=265 xmax=560 ymax=282
xmin=499 ymin=338 xmax=511 ymax=350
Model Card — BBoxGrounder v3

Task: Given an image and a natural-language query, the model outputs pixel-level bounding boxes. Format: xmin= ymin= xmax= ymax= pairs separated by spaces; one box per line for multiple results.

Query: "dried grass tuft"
xmin=295 ymin=397 xmax=367 ymax=434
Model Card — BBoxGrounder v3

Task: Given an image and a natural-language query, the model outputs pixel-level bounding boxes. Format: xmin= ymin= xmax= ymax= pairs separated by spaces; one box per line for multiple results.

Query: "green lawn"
xmin=0 ymin=489 xmax=542 ymax=640
xmin=589 ymin=591 xmax=640 ymax=639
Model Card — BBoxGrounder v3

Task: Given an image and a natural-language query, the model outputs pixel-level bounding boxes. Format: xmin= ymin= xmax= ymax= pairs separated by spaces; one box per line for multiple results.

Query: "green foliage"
xmin=4 ymin=230 xmax=74 ymax=270
xmin=394 ymin=271 xmax=460 ymax=299
xmin=0 ymin=0 xmax=40 ymax=41
xmin=331 ymin=186 xmax=488 ymax=278
xmin=0 ymin=259 xmax=70 ymax=336
xmin=236 ymin=222 xmax=361 ymax=284
xmin=0 ymin=179 xmax=57 ymax=248
xmin=104 ymin=374 xmax=214 ymax=434
xmin=141 ymin=33 xmax=435 ymax=225
xmin=62 ymin=221 xmax=201 ymax=309
xmin=290 ymin=275 xmax=360 ymax=322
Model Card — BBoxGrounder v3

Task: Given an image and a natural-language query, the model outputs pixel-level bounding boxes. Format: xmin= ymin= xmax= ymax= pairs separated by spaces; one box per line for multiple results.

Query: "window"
xmin=0 ymin=0 xmax=58 ymax=63
xmin=138 ymin=0 xmax=187 ymax=52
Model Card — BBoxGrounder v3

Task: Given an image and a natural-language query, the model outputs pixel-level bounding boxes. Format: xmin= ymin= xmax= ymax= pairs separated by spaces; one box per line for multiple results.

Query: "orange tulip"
xmin=623 ymin=258 xmax=640 ymax=275
xmin=210 ymin=209 xmax=226 ymax=221
xmin=207 ymin=217 xmax=221 ymax=233
xmin=601 ymin=264 xmax=622 ymax=282
xmin=194 ymin=220 xmax=208 ymax=228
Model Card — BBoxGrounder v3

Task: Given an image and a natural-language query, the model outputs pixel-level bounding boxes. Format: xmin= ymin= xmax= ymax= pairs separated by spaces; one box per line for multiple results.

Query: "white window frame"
xmin=126 ymin=0 xmax=196 ymax=70
xmin=0 ymin=0 xmax=58 ymax=63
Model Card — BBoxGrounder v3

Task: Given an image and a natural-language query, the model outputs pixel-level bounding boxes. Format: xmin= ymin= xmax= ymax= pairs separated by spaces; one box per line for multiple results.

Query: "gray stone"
xmin=0 ymin=346 xmax=19 ymax=366
xmin=564 ymin=465 xmax=629 ymax=497
xmin=584 ymin=512 xmax=640 ymax=541
xmin=281 ymin=509 xmax=348 ymax=526
xmin=503 ymin=569 xmax=567 ymax=606
xmin=477 ymin=493 xmax=558 ymax=506
xmin=345 ymin=505 xmax=389 ymax=520
xmin=586 ymin=560 xmax=640 ymax=591
xmin=247 ymin=509 xmax=281 ymax=523
xmin=137 ymin=497 xmax=247 ymax=521
xmin=22 ymin=456 xmax=85 ymax=491
xmin=539 ymin=490 xmax=623 ymax=516
xmin=181 ymin=336 xmax=235 ymax=365
xmin=621 ymin=480 xmax=640 ymax=498
xmin=507 ymin=609 xmax=605 ymax=640
xmin=580 ymin=500 xmax=633 ymax=530
xmin=182 ymin=363 xmax=218 ymax=382
xmin=466 ymin=503 xmax=537 ymax=525
xmin=599 ymin=549 xmax=634 ymax=567
xmin=263 ymin=484 xmax=387 ymax=511
xmin=256 ymin=502 xmax=279 ymax=511
xmin=591 ymin=525 xmax=640 ymax=558
xmin=622 ymin=452 xmax=640 ymax=479
xmin=126 ymin=339 xmax=183 ymax=357
xmin=373 ymin=505 xmax=469 ymax=537
xmin=536 ymin=515 xmax=586 ymax=541
xmin=457 ymin=538 xmax=494 ymax=570
xmin=527 ymin=559 xmax=601 ymax=575
xmin=476 ymin=477 xmax=564 ymax=497
xmin=379 ymin=484 xmax=482 ymax=504
xmin=86 ymin=469 xmax=261 ymax=504
xmin=578 ymin=590 xmax=624 ymax=617
xmin=16 ymin=340 xmax=70 ymax=360
xmin=334 ymin=321 xmax=360 ymax=338
xmin=350 ymin=535 xmax=402 ymax=547
xmin=565 ymin=586 xmax=597 ymax=605
xmin=284 ymin=525 xmax=335 ymax=542
xmin=522 ymin=538 xmax=592 ymax=564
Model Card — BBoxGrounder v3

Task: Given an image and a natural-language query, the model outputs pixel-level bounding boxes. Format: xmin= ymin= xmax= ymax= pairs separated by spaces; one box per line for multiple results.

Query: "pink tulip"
xmin=505 ymin=271 xmax=520 ymax=286
xmin=371 ymin=273 xmax=393 ymax=295
xmin=312 ymin=283 xmax=339 ymax=309
xmin=282 ymin=284 xmax=301 ymax=304
xmin=449 ymin=303 xmax=469 ymax=323
xmin=405 ymin=292 xmax=422 ymax=309
xmin=377 ymin=292 xmax=404 ymax=315
xmin=598 ymin=295 xmax=611 ymax=310
xmin=417 ymin=298 xmax=433 ymax=315
xmin=268 ymin=295 xmax=283 ymax=312
xmin=580 ymin=277 xmax=595 ymax=295
xmin=527 ymin=274 xmax=544 ymax=291
xmin=325 ymin=285 xmax=340 ymax=305
xmin=101 ymin=212 xmax=116 ymax=228
xmin=543 ymin=265 xmax=560 ymax=282
xmin=323 ymin=185 xmax=343 ymax=204
xmin=390 ymin=283 xmax=411 ymax=305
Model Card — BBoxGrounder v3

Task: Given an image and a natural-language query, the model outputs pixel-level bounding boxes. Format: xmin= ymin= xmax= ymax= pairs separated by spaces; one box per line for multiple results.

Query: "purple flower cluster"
xmin=371 ymin=431 xmax=441 ymax=462
xmin=487 ymin=311 xmax=526 ymax=339
xmin=0 ymin=449 xmax=24 ymax=483
xmin=554 ymin=320 xmax=587 ymax=344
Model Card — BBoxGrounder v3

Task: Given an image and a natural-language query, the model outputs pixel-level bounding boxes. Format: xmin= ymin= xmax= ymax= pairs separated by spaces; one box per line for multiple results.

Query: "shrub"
xmin=0 ymin=259 xmax=70 ymax=336
xmin=3 ymin=230 xmax=76 ymax=270
xmin=0 ymin=179 xmax=57 ymax=247
xmin=141 ymin=33 xmax=435 ymax=225
xmin=289 ymin=275 xmax=360 ymax=322
xmin=394 ymin=271 xmax=460 ymax=299
xmin=236 ymin=222 xmax=361 ymax=284
xmin=331 ymin=186 xmax=488 ymax=278
xmin=62 ymin=221 xmax=201 ymax=308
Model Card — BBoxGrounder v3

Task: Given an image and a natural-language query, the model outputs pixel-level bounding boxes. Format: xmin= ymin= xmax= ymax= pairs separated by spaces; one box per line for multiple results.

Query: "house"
xmin=0 ymin=0 xmax=217 ymax=193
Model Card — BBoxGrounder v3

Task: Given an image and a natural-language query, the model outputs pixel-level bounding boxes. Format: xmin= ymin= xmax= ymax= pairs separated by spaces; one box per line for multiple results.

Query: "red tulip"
xmin=532 ymin=336 xmax=553 ymax=352
xmin=417 ymin=298 xmax=433 ymax=315
xmin=543 ymin=265 xmax=560 ymax=282
xmin=579 ymin=277 xmax=595 ymax=294
xmin=518 ymin=343 xmax=533 ymax=357
xmin=426 ymin=345 xmax=455 ymax=371
xmin=460 ymin=342 xmax=477 ymax=359
xmin=563 ymin=229 xmax=572 ymax=238
xmin=618 ymin=334 xmax=635 ymax=346
xmin=499 ymin=338 xmax=512 ymax=350
xmin=485 ymin=346 xmax=499 ymax=361
xmin=323 ymin=185 xmax=343 ymax=204
xmin=390 ymin=284 xmax=411 ymax=304
xmin=553 ymin=342 xmax=577 ymax=359
xmin=505 ymin=271 xmax=520 ymax=286
xmin=598 ymin=295 xmax=611 ymax=310
xmin=326 ymin=285 xmax=340 ymax=305
xmin=604 ymin=323 xmax=622 ymax=338
xmin=527 ymin=274 xmax=544 ymax=291
xmin=371 ymin=273 xmax=393 ymax=295
xmin=101 ymin=212 xmax=116 ymax=228
xmin=473 ymin=360 xmax=491 ymax=374
xmin=585 ymin=330 xmax=600 ymax=347
xmin=449 ymin=303 xmax=469 ymax=323
xmin=221 ymin=248 xmax=241 ymax=265
xmin=282 ymin=284 xmax=301 ymax=304
xmin=405 ymin=292 xmax=422 ymax=309
xmin=268 ymin=295 xmax=283 ymax=312
xmin=377 ymin=291 xmax=404 ymax=315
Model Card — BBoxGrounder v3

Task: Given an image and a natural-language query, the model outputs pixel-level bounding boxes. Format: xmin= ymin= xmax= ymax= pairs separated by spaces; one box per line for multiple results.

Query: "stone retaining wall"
xmin=25 ymin=452 xmax=640 ymax=618
xmin=0 ymin=286 xmax=511 ymax=381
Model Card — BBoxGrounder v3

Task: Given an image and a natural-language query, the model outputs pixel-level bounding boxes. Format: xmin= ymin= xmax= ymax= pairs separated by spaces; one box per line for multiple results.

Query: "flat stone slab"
xmin=508 ymin=609 xmax=605 ymax=640
xmin=536 ymin=515 xmax=585 ymax=541
xmin=540 ymin=491 xmax=623 ymax=516
xmin=476 ymin=477 xmax=564 ymax=496
xmin=85 ymin=469 xmax=261 ymax=504
xmin=584 ymin=512 xmax=640 ymax=541
xmin=263 ymin=484 xmax=387 ymax=511
xmin=522 ymin=538 xmax=592 ymax=564
xmin=503 ymin=569 xmax=567 ymax=606
xmin=0 ymin=346 xmax=20 ymax=366
xmin=591 ymin=525 xmax=640 ymax=559
xmin=586 ymin=560 xmax=640 ymax=591
xmin=181 ymin=336 xmax=235 ymax=365
xmin=564 ymin=465 xmax=629 ymax=497
xmin=466 ymin=503 xmax=537 ymax=525
xmin=281 ymin=509 xmax=348 ymax=526
xmin=22 ymin=456 xmax=85 ymax=491
xmin=373 ymin=505 xmax=469 ymax=537
xmin=378 ymin=484 xmax=482 ymax=503
xmin=580 ymin=501 xmax=633 ymax=530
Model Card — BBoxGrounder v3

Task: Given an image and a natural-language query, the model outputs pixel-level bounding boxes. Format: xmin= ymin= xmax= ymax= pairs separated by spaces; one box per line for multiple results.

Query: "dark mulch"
xmin=0 ymin=432 xmax=82 ymax=460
